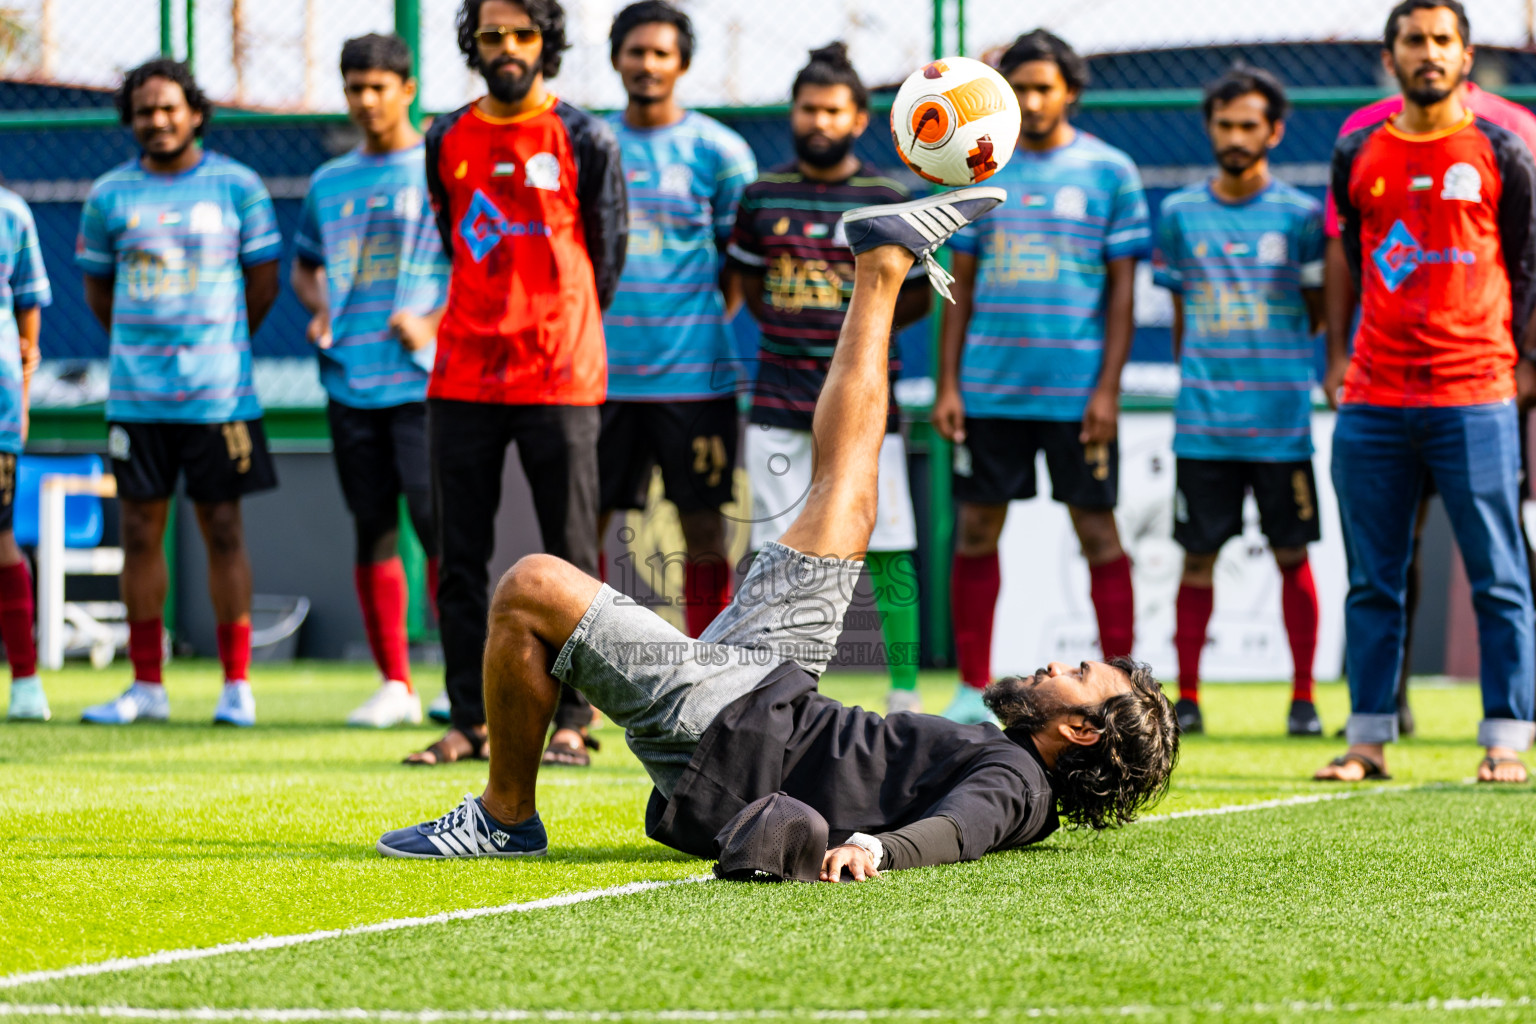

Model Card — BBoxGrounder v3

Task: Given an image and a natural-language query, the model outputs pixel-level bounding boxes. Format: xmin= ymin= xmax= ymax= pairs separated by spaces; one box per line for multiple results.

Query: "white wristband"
xmin=844 ymin=832 xmax=884 ymax=869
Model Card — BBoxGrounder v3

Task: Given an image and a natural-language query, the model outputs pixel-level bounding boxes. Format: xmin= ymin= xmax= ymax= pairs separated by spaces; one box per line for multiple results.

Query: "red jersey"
xmin=1324 ymin=83 xmax=1536 ymax=239
xmin=1333 ymin=112 xmax=1536 ymax=407
xmin=424 ymin=96 xmax=627 ymax=405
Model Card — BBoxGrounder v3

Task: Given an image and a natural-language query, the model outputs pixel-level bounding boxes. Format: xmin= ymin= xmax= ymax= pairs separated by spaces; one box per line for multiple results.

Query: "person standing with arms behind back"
xmin=1321 ymin=0 xmax=1536 ymax=783
xmin=0 ymin=183 xmax=50 ymax=721
xmin=1152 ymin=66 xmax=1327 ymax=738
xmin=727 ymin=44 xmax=931 ymax=716
xmin=599 ymin=0 xmax=756 ymax=640
xmin=292 ymin=33 xmax=450 ymax=728
xmin=77 ymin=59 xmax=282 ymax=727
xmin=406 ymin=0 xmax=626 ymax=767
xmin=932 ymin=30 xmax=1149 ymax=724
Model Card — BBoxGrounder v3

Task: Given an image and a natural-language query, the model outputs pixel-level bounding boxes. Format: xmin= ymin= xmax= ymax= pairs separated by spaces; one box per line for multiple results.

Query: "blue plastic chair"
xmin=15 ymin=454 xmax=108 ymax=548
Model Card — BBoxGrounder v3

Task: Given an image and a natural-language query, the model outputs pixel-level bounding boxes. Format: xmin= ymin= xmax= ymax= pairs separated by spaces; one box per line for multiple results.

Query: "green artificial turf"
xmin=2 ymin=662 xmax=1533 ymax=1024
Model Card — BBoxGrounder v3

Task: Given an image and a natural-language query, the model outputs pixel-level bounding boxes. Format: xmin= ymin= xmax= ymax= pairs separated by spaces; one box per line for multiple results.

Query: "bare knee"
xmin=490 ymin=554 xmax=600 ymax=641
xmin=196 ymin=502 xmax=245 ymax=562
xmin=957 ymin=503 xmax=1007 ymax=556
xmin=1181 ymin=551 xmax=1218 ymax=587
xmin=120 ymin=502 xmax=168 ymax=559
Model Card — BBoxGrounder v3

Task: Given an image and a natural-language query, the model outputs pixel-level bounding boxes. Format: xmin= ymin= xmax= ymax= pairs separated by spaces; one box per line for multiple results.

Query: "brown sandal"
xmin=1316 ymin=752 xmax=1392 ymax=781
xmin=404 ymin=728 xmax=488 ymax=766
xmin=1477 ymin=756 xmax=1529 ymax=784
xmin=541 ymin=728 xmax=598 ymax=767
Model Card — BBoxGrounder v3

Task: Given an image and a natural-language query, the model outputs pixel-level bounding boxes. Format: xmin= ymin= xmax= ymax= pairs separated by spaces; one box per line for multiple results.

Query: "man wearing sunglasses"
xmin=408 ymin=0 xmax=626 ymax=766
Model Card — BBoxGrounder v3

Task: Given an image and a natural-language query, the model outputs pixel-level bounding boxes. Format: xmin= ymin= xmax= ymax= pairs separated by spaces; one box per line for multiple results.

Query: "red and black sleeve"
xmin=1330 ymin=125 xmax=1374 ymax=292
xmin=424 ymin=104 xmax=471 ymax=259
xmin=557 ymin=100 xmax=628 ymax=311
xmin=1482 ymin=118 xmax=1536 ymax=351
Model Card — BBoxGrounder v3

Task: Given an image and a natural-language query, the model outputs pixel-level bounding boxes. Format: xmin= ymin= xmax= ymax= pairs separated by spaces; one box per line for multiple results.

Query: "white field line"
xmin=0 ymin=878 xmax=712 ymax=992
xmin=0 ymin=783 xmax=1448 ymax=993
xmin=0 ymin=995 xmax=1533 ymax=1020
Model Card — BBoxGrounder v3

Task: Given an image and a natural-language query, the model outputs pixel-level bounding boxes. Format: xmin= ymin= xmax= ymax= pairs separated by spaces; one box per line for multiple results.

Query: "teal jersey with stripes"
xmin=1153 ymin=180 xmax=1325 ymax=461
xmin=950 ymin=132 xmax=1151 ymax=421
xmin=0 ymin=187 xmax=51 ymax=454
xmin=295 ymin=144 xmax=448 ymax=409
xmin=77 ymin=152 xmax=282 ymax=423
xmin=602 ymin=110 xmax=756 ymax=400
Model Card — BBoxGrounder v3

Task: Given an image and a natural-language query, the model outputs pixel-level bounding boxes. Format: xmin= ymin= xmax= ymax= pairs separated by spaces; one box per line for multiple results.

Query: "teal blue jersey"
xmin=1153 ymin=180 xmax=1325 ymax=460
xmin=950 ymin=133 xmax=1150 ymax=421
xmin=77 ymin=152 xmax=282 ymax=423
xmin=602 ymin=111 xmax=756 ymax=400
xmin=0 ymin=187 xmax=51 ymax=454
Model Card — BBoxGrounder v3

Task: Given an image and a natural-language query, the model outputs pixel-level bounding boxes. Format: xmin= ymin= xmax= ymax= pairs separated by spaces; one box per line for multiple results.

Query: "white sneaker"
xmin=348 ymin=680 xmax=423 ymax=728
xmin=8 ymin=675 xmax=51 ymax=721
xmin=427 ymin=690 xmax=452 ymax=723
xmin=886 ymin=689 xmax=923 ymax=715
xmin=82 ymin=682 xmax=169 ymax=724
xmin=213 ymin=680 xmax=256 ymax=727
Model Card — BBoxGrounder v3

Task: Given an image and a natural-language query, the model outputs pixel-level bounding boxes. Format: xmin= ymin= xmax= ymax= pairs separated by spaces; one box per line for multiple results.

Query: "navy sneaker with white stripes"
xmin=840 ymin=185 xmax=1006 ymax=302
xmin=377 ymin=793 xmax=548 ymax=859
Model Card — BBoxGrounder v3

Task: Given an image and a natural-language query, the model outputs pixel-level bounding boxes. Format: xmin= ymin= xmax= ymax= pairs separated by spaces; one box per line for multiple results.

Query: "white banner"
xmin=993 ymin=410 xmax=1346 ymax=682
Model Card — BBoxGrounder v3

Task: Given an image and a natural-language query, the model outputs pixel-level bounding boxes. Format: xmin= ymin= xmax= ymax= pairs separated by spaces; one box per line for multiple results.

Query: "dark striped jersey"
xmin=726 ymin=162 xmax=915 ymax=432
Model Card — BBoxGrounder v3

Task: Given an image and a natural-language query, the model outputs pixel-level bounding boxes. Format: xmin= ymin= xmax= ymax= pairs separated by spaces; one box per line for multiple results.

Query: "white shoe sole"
xmin=7 ymin=710 xmax=51 ymax=722
xmin=375 ymin=840 xmax=548 ymax=859
xmin=840 ymin=185 xmax=1008 ymax=225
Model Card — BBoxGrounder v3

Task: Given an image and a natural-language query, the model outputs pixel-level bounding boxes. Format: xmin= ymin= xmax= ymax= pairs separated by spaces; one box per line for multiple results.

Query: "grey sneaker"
xmin=840 ymin=186 xmax=1006 ymax=301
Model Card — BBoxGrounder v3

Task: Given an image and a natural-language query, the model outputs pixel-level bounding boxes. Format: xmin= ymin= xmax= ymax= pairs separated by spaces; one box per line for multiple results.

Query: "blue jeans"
xmin=1331 ymin=402 xmax=1536 ymax=750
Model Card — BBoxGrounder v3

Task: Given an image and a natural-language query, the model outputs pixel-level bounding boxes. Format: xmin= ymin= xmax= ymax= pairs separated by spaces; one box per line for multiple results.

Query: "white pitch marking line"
xmin=0 ymin=878 xmax=712 ymax=992
xmin=1 ymin=996 xmax=1533 ymax=1020
xmin=0 ymin=782 xmax=1461 ymax=993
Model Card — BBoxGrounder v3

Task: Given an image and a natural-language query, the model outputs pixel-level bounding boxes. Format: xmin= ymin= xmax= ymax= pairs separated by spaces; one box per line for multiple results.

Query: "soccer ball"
xmin=891 ymin=57 xmax=1020 ymax=187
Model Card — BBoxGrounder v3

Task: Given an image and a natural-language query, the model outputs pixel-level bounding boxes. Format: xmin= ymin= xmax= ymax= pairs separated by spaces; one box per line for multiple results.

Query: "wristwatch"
xmin=843 ymin=832 xmax=884 ymax=869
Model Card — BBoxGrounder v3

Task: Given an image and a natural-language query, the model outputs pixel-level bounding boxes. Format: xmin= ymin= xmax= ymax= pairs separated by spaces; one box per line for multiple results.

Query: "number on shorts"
xmin=692 ymin=435 xmax=728 ymax=488
xmin=222 ymin=422 xmax=254 ymax=475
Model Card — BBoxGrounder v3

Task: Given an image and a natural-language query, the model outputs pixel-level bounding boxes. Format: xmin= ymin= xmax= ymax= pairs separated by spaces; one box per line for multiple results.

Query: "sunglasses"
xmin=475 ymin=25 xmax=541 ymax=46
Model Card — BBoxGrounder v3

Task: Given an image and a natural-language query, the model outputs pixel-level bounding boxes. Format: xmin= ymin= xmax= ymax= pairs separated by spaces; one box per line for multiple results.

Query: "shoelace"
xmin=921 ymin=252 xmax=957 ymax=303
xmin=429 ymin=793 xmax=492 ymax=856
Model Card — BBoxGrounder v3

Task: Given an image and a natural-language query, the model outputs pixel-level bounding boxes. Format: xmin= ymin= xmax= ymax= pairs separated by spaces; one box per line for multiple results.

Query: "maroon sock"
xmin=1281 ymin=560 xmax=1319 ymax=703
xmin=0 ymin=561 xmax=36 ymax=678
xmin=355 ymin=559 xmax=411 ymax=688
xmin=684 ymin=557 xmax=732 ymax=639
xmin=951 ymin=552 xmax=1000 ymax=689
xmin=1089 ymin=555 xmax=1136 ymax=659
xmin=217 ymin=622 xmax=252 ymax=683
xmin=1174 ymin=583 xmax=1214 ymax=704
xmin=129 ymin=618 xmax=164 ymax=684
xmin=425 ymin=557 xmax=440 ymax=622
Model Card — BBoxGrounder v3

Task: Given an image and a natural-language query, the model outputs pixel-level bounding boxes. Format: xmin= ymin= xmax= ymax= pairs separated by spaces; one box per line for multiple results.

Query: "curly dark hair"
xmin=456 ymin=0 xmax=569 ymax=79
xmin=984 ymin=656 xmax=1179 ymax=831
xmin=609 ymin=0 xmax=694 ymax=68
xmin=116 ymin=58 xmax=213 ymax=138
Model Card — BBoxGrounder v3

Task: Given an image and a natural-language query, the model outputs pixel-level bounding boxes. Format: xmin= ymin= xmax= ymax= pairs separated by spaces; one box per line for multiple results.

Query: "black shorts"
xmin=951 ymin=417 xmax=1117 ymax=509
xmin=598 ymin=398 xmax=740 ymax=514
xmin=327 ymin=400 xmax=431 ymax=524
xmin=1173 ymin=457 xmax=1321 ymax=554
xmin=0 ymin=453 xmax=15 ymax=533
xmin=108 ymin=420 xmax=278 ymax=504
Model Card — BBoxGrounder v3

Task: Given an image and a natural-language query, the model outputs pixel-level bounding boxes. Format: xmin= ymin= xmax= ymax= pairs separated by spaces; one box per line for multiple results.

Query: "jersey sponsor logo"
xmin=1052 ymin=185 xmax=1087 ymax=219
xmin=660 ymin=164 xmax=693 ymax=195
xmin=1371 ymin=219 xmax=1476 ymax=292
xmin=395 ymin=186 xmax=423 ymax=216
xmin=107 ymin=425 xmax=130 ymax=462
xmin=1257 ymin=231 xmax=1288 ymax=266
xmin=1187 ymin=281 xmax=1270 ymax=335
xmin=524 ymin=152 xmax=561 ymax=191
xmin=1441 ymin=162 xmax=1482 ymax=202
xmin=458 ymin=189 xmax=551 ymax=262
xmin=952 ymin=442 xmax=973 ymax=478
xmin=190 ymin=201 xmax=224 ymax=234
xmin=765 ymin=253 xmax=851 ymax=313
xmin=982 ymin=228 xmax=1059 ymax=284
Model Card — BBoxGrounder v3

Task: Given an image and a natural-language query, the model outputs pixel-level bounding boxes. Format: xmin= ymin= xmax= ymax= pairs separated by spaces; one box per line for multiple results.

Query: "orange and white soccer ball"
xmin=891 ymin=57 xmax=1021 ymax=187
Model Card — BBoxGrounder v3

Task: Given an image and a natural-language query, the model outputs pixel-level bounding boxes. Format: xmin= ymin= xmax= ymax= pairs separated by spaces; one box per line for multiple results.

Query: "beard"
xmin=482 ymin=55 xmax=536 ymax=104
xmin=1214 ymin=145 xmax=1264 ymax=176
xmin=137 ymin=132 xmax=194 ymax=165
xmin=625 ymin=75 xmax=666 ymax=106
xmin=981 ymin=672 xmax=1071 ymax=732
xmin=1395 ymin=60 xmax=1462 ymax=107
xmin=794 ymin=130 xmax=854 ymax=169
xmin=1020 ymin=112 xmax=1062 ymax=143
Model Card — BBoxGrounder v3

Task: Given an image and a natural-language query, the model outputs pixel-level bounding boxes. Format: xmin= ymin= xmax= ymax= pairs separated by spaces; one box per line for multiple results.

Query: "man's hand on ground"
xmin=1079 ymin=387 xmax=1119 ymax=445
xmin=932 ymin=385 xmax=966 ymax=443
xmin=820 ymin=844 xmax=880 ymax=882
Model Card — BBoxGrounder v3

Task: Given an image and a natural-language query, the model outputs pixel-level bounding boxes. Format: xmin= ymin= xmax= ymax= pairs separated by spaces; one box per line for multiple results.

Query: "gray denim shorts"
xmin=550 ymin=541 xmax=863 ymax=797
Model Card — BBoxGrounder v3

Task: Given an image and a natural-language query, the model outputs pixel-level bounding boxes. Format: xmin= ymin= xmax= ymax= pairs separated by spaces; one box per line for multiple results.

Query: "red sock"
xmin=1281 ymin=559 xmax=1319 ymax=703
xmin=425 ymin=557 xmax=440 ymax=622
xmin=217 ymin=622 xmax=251 ymax=683
xmin=0 ymin=561 xmax=36 ymax=678
xmin=684 ymin=557 xmax=732 ymax=638
xmin=129 ymin=619 xmax=164 ymax=684
xmin=952 ymin=552 xmax=1000 ymax=689
xmin=1174 ymin=583 xmax=1214 ymax=704
xmin=1089 ymin=555 xmax=1136 ymax=659
xmin=355 ymin=558 xmax=411 ymax=689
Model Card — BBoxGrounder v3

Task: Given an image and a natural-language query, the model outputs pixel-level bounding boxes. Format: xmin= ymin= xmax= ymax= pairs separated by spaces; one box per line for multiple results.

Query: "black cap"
xmin=713 ymin=792 xmax=828 ymax=883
